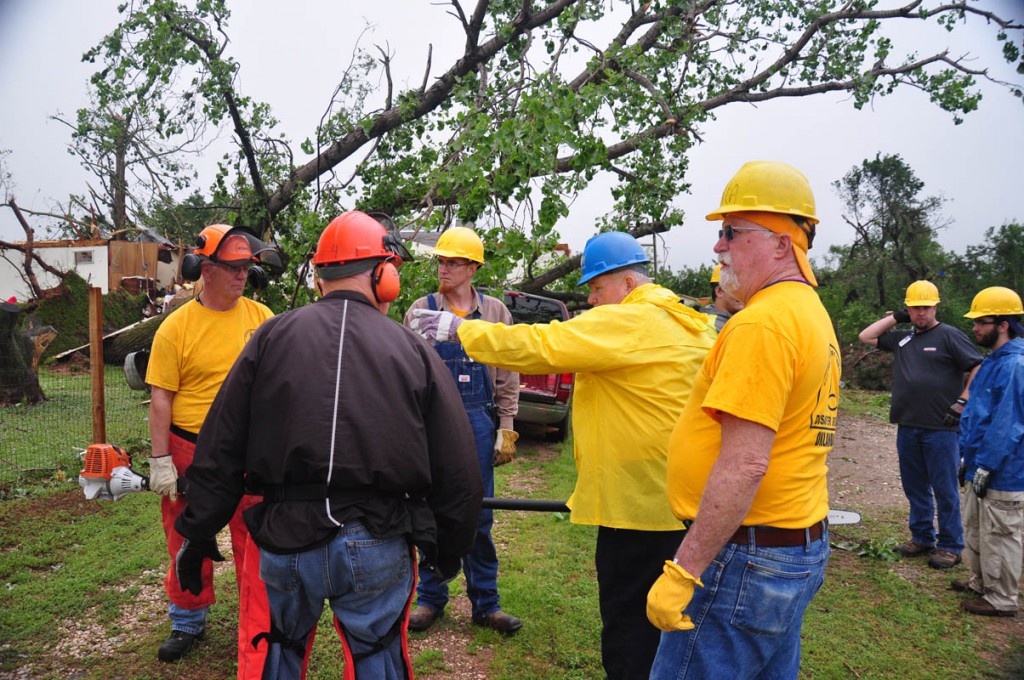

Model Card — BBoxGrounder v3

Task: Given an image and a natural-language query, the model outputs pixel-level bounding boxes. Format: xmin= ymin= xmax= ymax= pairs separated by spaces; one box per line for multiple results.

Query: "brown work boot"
xmin=927 ymin=549 xmax=962 ymax=569
xmin=472 ymin=610 xmax=523 ymax=635
xmin=949 ymin=578 xmax=982 ymax=595
xmin=893 ymin=540 xmax=934 ymax=558
xmin=960 ymin=598 xmax=1016 ymax=617
xmin=408 ymin=605 xmax=444 ymax=632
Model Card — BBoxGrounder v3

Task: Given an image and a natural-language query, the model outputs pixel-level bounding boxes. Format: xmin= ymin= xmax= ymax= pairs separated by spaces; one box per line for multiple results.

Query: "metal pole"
xmin=481 ymin=497 xmax=861 ymax=525
xmin=89 ymin=286 xmax=106 ymax=443
xmin=482 ymin=497 xmax=569 ymax=512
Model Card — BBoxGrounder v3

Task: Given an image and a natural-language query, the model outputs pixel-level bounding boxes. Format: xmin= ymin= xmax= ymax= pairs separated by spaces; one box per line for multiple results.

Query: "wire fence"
xmin=0 ymin=361 xmax=150 ymax=490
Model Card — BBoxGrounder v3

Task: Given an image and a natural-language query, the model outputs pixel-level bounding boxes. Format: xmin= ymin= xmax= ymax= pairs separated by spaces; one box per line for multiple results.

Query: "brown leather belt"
xmin=728 ymin=521 xmax=826 ymax=547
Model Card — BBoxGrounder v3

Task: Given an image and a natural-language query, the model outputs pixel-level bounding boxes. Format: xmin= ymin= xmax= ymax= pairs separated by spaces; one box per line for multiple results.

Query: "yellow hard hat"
xmin=964 ymin=286 xmax=1023 ymax=318
xmin=706 ymin=161 xmax=818 ymax=224
xmin=710 ymin=263 xmax=722 ymax=284
xmin=904 ymin=280 xmax=941 ymax=307
xmin=433 ymin=226 xmax=485 ymax=264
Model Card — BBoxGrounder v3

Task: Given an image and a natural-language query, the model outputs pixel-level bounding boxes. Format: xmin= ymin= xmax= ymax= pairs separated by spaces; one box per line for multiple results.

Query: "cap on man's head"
xmin=706 ymin=161 xmax=819 ymax=287
xmin=214 ymin=234 xmax=254 ymax=266
xmin=905 ymin=280 xmax=941 ymax=307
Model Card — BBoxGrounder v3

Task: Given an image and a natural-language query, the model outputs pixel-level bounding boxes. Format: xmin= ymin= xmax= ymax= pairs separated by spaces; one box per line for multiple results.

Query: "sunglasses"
xmin=718 ymin=225 xmax=776 ymax=241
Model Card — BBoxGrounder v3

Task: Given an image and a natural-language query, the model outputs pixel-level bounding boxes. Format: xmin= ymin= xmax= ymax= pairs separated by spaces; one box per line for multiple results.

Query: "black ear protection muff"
xmin=247 ymin=265 xmax=268 ymax=291
xmin=180 ymin=233 xmax=207 ymax=281
xmin=371 ymin=257 xmax=400 ymax=303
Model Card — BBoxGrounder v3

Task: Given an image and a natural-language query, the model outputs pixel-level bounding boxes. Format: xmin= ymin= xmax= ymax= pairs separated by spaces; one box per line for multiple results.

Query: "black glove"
xmin=175 ymin=538 xmax=225 ymax=596
xmin=943 ymin=398 xmax=967 ymax=427
xmin=420 ymin=553 xmax=461 ymax=586
xmin=972 ymin=468 xmax=992 ymax=499
xmin=958 ymin=458 xmax=966 ymax=488
xmin=892 ymin=309 xmax=911 ymax=324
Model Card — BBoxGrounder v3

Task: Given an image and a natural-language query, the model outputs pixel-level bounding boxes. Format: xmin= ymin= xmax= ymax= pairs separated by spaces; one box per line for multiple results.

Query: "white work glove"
xmin=494 ymin=429 xmax=519 ymax=466
xmin=148 ymin=455 xmax=178 ymax=502
xmin=410 ymin=309 xmax=463 ymax=342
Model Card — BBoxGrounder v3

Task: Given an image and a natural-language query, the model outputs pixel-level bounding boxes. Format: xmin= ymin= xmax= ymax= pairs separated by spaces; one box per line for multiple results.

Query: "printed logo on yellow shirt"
xmin=810 ymin=343 xmax=841 ymax=447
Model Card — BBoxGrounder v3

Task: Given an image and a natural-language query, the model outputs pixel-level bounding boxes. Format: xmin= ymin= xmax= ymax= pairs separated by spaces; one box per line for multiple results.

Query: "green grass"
xmin=1 ymin=391 xmax=1021 ymax=678
xmin=0 ymin=365 xmax=151 ymax=490
xmin=839 ymin=389 xmax=891 ymax=421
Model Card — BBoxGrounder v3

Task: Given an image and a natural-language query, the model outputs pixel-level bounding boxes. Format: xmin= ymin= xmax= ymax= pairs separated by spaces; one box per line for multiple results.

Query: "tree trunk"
xmin=0 ymin=303 xmax=46 ymax=405
xmin=103 ymin=314 xmax=164 ymax=367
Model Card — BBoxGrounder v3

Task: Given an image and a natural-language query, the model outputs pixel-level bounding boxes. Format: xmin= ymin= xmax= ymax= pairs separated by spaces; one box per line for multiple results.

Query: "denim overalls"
xmin=415 ymin=293 xmax=502 ymax=618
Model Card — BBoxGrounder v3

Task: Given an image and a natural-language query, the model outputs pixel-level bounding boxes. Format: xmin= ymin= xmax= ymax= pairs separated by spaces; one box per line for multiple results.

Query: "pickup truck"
xmin=503 ymin=291 xmax=575 ymax=442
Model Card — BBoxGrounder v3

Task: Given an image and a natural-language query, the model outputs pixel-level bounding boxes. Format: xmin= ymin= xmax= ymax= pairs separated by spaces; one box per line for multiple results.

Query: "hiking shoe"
xmin=928 ymin=550 xmax=962 ymax=569
xmin=158 ymin=629 xmax=204 ymax=662
xmin=893 ymin=540 xmax=934 ymax=558
xmin=472 ymin=610 xmax=523 ymax=635
xmin=960 ymin=598 xmax=1016 ymax=618
xmin=949 ymin=578 xmax=982 ymax=595
xmin=408 ymin=605 xmax=444 ymax=632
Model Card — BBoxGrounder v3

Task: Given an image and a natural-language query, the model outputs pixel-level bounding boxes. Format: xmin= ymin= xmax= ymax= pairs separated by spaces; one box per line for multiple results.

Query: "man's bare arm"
xmin=671 ymin=413 xmax=774 ymax=577
xmin=858 ymin=313 xmax=898 ymax=348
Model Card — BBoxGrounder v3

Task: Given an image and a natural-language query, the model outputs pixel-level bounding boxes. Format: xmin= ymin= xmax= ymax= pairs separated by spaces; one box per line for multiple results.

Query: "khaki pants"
xmin=963 ymin=486 xmax=1024 ymax=611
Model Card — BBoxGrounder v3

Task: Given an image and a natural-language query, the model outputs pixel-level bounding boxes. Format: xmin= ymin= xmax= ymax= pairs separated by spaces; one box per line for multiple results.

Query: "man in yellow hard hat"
xmin=699 ymin=263 xmax=744 ymax=332
xmin=402 ymin=226 xmax=523 ymax=635
xmin=954 ymin=286 xmax=1024 ymax=617
xmin=859 ymin=280 xmax=982 ymax=569
xmin=646 ymin=161 xmax=840 ymax=678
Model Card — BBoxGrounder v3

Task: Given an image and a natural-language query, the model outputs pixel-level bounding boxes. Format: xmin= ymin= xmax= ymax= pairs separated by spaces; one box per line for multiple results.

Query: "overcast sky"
xmin=1 ymin=0 xmax=1022 ymax=272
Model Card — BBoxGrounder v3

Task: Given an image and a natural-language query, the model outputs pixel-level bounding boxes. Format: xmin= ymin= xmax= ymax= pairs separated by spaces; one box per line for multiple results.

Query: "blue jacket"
xmin=960 ymin=338 xmax=1024 ymax=491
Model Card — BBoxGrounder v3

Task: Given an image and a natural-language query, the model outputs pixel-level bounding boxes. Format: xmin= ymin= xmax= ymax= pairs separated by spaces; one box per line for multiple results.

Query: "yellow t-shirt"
xmin=666 ymin=282 xmax=841 ymax=528
xmin=146 ymin=298 xmax=273 ymax=433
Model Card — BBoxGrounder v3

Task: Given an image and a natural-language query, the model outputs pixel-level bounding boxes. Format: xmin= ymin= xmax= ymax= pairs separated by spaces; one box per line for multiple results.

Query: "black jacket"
xmin=176 ymin=290 xmax=482 ymax=568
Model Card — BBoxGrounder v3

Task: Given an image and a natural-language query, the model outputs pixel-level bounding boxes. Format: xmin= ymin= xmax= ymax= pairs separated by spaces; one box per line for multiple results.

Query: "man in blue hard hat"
xmin=410 ymin=230 xmax=716 ymax=680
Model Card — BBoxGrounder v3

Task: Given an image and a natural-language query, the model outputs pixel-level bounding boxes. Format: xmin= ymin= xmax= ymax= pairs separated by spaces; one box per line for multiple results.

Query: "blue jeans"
xmin=258 ymin=521 xmax=415 ymax=680
xmin=416 ymin=407 xmax=500 ymax=618
xmin=896 ymin=426 xmax=964 ymax=553
xmin=650 ymin=529 xmax=830 ymax=680
xmin=169 ymin=603 xmax=208 ymax=635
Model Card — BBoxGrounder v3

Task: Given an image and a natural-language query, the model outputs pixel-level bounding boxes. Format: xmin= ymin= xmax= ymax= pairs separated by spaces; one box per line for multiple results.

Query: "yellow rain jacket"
xmin=458 ymin=283 xmax=715 ymax=530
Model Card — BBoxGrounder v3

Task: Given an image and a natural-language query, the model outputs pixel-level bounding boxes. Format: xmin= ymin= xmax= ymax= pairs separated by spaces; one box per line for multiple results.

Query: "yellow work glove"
xmin=493 ymin=429 xmax=519 ymax=466
xmin=646 ymin=560 xmax=703 ymax=631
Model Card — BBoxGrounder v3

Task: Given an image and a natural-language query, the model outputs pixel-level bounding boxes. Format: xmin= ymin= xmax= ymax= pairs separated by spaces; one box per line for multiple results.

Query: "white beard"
xmin=719 ymin=264 xmax=743 ymax=302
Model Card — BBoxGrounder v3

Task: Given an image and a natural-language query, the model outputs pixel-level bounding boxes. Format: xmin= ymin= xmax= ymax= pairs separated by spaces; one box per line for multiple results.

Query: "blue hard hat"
xmin=578 ymin=232 xmax=650 ymax=285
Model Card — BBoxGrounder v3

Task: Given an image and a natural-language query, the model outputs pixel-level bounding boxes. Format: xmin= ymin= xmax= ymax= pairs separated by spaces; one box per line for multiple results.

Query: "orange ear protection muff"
xmin=372 ymin=257 xmax=400 ymax=303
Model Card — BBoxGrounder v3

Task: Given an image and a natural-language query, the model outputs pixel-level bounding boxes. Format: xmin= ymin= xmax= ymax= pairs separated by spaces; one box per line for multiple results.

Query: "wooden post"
xmin=89 ymin=286 xmax=106 ymax=443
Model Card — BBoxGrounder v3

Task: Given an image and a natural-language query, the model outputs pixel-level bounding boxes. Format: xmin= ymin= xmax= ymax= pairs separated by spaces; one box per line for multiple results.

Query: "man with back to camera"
xmin=699 ymin=263 xmax=744 ymax=332
xmin=859 ymin=280 xmax=982 ymax=569
xmin=953 ymin=286 xmax=1024 ymax=618
xmin=646 ymin=160 xmax=840 ymax=678
xmin=145 ymin=224 xmax=275 ymax=666
xmin=402 ymin=226 xmax=523 ymax=635
xmin=174 ymin=210 xmax=483 ymax=678
xmin=410 ymin=230 xmax=716 ymax=679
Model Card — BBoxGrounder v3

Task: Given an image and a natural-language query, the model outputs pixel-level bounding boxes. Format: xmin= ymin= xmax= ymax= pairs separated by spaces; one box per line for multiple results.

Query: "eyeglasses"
xmin=718 ymin=225 xmax=776 ymax=241
xmin=972 ymin=318 xmax=999 ymax=326
xmin=211 ymin=261 xmax=252 ymax=273
xmin=435 ymin=259 xmax=473 ymax=270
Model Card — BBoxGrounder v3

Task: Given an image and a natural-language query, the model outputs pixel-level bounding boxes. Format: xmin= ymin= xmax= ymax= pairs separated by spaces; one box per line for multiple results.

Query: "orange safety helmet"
xmin=180 ymin=224 xmax=283 ymax=287
xmin=314 ymin=211 xmax=413 ymax=302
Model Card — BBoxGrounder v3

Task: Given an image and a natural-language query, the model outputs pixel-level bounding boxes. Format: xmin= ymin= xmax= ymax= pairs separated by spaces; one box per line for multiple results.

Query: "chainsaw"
xmin=79 ymin=443 xmax=150 ymax=501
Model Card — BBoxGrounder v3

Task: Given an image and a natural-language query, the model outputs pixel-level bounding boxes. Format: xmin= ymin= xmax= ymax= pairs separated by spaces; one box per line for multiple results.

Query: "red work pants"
xmin=161 ymin=430 xmax=271 ymax=679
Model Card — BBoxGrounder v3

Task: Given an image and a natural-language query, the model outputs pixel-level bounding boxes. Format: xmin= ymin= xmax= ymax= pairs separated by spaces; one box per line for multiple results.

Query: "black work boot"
xmin=158 ymin=629 xmax=204 ymax=662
